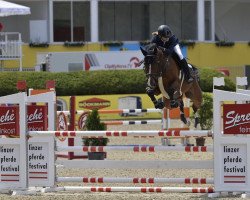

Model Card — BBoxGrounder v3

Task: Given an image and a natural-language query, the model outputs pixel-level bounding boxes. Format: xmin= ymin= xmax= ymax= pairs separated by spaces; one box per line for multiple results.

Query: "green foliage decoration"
xmin=196 ymin=93 xmax=213 ymax=130
xmin=0 ymin=68 xmax=235 ymax=96
xmin=82 ymin=109 xmax=109 ymax=146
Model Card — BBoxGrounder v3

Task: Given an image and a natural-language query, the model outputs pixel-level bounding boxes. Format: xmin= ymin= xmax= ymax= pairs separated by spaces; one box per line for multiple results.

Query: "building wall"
xmin=1 ymin=42 xmax=248 ymax=69
xmin=188 ymin=42 xmax=250 ymax=67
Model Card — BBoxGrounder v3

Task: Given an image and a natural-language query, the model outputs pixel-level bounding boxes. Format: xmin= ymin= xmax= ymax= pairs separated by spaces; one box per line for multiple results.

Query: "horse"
xmin=140 ymin=43 xmax=202 ymax=128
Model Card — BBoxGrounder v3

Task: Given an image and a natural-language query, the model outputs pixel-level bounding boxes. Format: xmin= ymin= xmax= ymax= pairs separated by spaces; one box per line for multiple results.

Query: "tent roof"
xmin=0 ymin=0 xmax=30 ymax=17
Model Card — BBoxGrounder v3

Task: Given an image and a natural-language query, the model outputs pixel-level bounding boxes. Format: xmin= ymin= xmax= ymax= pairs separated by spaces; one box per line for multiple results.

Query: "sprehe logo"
xmin=223 ymin=104 xmax=250 ymax=134
xmin=79 ymin=98 xmax=111 ymax=110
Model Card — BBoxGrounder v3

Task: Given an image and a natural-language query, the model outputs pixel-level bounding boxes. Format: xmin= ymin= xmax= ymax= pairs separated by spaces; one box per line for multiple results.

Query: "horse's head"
xmin=140 ymin=43 xmax=165 ymax=78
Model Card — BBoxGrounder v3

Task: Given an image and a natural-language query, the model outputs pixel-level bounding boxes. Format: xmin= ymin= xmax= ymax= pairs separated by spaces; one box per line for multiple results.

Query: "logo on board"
xmin=223 ymin=104 xmax=250 ymax=134
xmin=27 ymin=105 xmax=47 ymax=131
xmin=79 ymin=98 xmax=111 ymax=110
xmin=0 ymin=106 xmax=19 ymax=137
xmin=78 ymin=113 xmax=88 ymax=130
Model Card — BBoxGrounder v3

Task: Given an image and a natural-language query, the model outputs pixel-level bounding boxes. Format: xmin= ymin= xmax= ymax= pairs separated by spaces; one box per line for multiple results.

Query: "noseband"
xmin=144 ymin=51 xmax=168 ymax=79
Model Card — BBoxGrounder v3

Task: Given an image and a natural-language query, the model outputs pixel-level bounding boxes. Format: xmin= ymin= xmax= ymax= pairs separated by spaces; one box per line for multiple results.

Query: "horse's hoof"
xmin=155 ymin=102 xmax=164 ymax=109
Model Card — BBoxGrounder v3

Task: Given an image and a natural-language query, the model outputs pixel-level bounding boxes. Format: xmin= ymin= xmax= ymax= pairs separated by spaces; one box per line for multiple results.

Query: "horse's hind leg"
xmin=179 ymin=100 xmax=190 ymax=127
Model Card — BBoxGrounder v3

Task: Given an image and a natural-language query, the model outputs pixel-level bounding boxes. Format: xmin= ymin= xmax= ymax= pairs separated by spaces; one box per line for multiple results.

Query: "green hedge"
xmin=0 ymin=68 xmax=234 ymax=96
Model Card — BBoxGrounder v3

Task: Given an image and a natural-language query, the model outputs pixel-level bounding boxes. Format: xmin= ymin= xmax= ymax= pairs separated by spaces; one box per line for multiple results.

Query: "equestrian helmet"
xmin=158 ymin=25 xmax=172 ymax=38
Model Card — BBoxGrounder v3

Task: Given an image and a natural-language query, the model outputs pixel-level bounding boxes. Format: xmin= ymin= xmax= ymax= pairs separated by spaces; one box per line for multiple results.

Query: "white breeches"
xmin=173 ymin=44 xmax=184 ymax=60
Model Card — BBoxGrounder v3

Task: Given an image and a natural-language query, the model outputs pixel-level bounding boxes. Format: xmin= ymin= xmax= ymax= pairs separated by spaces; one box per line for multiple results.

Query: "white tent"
xmin=0 ymin=0 xmax=30 ymax=17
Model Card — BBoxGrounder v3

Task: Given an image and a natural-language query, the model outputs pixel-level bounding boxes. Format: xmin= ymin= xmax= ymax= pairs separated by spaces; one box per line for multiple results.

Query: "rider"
xmin=144 ymin=25 xmax=193 ymax=109
xmin=150 ymin=25 xmax=193 ymax=83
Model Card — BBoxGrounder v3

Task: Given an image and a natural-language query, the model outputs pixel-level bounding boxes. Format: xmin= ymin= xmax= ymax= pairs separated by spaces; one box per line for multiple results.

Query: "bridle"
xmin=143 ymin=48 xmax=169 ymax=79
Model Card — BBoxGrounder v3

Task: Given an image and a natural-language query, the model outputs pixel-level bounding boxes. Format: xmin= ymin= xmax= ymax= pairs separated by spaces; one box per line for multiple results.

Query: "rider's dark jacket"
xmin=150 ymin=34 xmax=179 ymax=55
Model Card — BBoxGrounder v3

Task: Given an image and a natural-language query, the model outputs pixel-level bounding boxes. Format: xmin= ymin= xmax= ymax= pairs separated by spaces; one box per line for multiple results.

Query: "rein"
xmin=144 ymin=52 xmax=169 ymax=78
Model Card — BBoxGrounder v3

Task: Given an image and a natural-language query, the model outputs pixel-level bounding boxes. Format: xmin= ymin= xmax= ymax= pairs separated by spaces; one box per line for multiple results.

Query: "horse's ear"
xmin=140 ymin=46 xmax=148 ymax=56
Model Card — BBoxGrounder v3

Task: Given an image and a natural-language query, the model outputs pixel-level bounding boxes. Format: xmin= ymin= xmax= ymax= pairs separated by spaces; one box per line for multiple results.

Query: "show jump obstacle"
xmin=0 ymin=77 xmax=250 ymax=198
xmin=57 ymin=95 xmax=191 ymax=159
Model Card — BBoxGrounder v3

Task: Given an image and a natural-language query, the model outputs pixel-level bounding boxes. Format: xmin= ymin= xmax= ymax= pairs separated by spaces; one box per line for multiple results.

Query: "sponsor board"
xmin=57 ymin=94 xmax=162 ymax=120
xmin=223 ymin=104 xmax=250 ymax=134
xmin=79 ymin=98 xmax=111 ymax=110
xmin=78 ymin=113 xmax=88 ymax=130
xmin=0 ymin=106 xmax=19 ymax=137
xmin=27 ymin=105 xmax=47 ymax=131
xmin=56 ymin=112 xmax=68 ymax=141
xmin=84 ymin=52 xmax=143 ymax=71
xmin=37 ymin=51 xmax=143 ymax=72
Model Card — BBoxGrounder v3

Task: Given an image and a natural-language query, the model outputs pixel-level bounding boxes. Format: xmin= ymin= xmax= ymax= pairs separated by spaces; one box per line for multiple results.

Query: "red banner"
xmin=0 ymin=106 xmax=19 ymax=137
xmin=27 ymin=105 xmax=47 ymax=131
xmin=223 ymin=104 xmax=250 ymax=134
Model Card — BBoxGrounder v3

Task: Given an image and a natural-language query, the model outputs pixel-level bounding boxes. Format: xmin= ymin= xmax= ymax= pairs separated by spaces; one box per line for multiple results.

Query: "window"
xmin=99 ymin=1 xmax=197 ymax=41
xmin=205 ymin=1 xmax=212 ymax=40
xmin=53 ymin=1 xmax=90 ymax=42
xmin=99 ymin=1 xmax=150 ymax=41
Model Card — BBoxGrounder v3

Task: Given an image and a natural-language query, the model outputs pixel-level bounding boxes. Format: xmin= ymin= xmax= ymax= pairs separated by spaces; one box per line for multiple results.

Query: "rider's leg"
xmin=180 ymin=59 xmax=193 ymax=83
xmin=173 ymin=44 xmax=193 ymax=83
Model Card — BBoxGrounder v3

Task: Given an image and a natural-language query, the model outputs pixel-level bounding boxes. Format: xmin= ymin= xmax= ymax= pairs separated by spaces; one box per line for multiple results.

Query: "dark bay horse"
xmin=140 ymin=43 xmax=202 ymax=128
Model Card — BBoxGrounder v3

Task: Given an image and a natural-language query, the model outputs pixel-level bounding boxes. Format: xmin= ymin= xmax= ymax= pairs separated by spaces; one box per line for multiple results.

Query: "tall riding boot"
xmin=180 ymin=59 xmax=193 ymax=83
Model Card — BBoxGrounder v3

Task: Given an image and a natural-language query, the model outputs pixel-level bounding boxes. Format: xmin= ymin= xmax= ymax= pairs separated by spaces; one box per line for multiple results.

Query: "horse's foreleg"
xmin=179 ymin=100 xmax=190 ymax=127
xmin=192 ymin=106 xmax=199 ymax=129
xmin=146 ymin=88 xmax=164 ymax=109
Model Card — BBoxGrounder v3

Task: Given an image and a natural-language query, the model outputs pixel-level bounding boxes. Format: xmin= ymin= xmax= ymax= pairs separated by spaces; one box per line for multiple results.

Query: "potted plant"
xmin=82 ymin=109 xmax=109 ymax=160
xmin=193 ymin=93 xmax=213 ymax=146
xmin=64 ymin=41 xmax=85 ymax=47
xmin=29 ymin=42 xmax=49 ymax=47
xmin=215 ymin=41 xmax=235 ymax=47
xmin=103 ymin=41 xmax=123 ymax=47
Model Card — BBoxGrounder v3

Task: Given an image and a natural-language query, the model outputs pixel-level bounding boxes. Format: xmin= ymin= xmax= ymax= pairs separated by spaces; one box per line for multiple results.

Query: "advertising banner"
xmin=223 ymin=104 xmax=250 ymax=134
xmin=57 ymin=94 xmax=162 ymax=121
xmin=0 ymin=106 xmax=19 ymax=137
xmin=38 ymin=51 xmax=144 ymax=72
xmin=84 ymin=51 xmax=143 ymax=71
xmin=27 ymin=105 xmax=47 ymax=131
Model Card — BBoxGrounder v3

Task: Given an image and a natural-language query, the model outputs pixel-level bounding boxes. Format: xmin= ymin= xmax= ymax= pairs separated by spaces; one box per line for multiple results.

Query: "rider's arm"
xmin=167 ymin=35 xmax=179 ymax=52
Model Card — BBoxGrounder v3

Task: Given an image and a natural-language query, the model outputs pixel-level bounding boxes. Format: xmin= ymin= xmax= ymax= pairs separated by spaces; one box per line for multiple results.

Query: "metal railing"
xmin=0 ymin=32 xmax=22 ymax=71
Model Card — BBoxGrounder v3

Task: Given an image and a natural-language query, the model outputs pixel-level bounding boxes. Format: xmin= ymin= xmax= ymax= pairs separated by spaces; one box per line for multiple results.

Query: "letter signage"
xmin=27 ymin=105 xmax=47 ymax=131
xmin=223 ymin=104 xmax=250 ymax=134
xmin=0 ymin=106 xmax=19 ymax=137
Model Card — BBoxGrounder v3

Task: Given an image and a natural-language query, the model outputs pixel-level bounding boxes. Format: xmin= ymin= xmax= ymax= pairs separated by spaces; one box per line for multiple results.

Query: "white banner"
xmin=37 ymin=51 xmax=144 ymax=72
xmin=84 ymin=51 xmax=143 ymax=71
